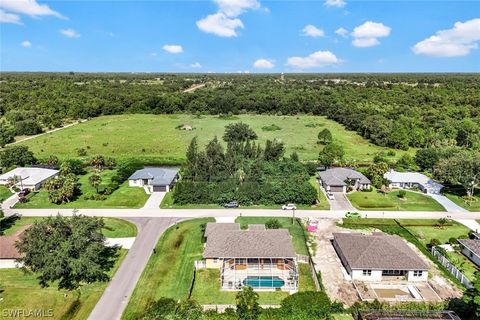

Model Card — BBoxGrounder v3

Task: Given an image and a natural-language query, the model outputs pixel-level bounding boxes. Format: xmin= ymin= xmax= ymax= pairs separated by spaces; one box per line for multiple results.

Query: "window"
xmin=213 ymin=259 xmax=218 ymax=264
xmin=470 ymin=252 xmax=474 ymax=258
xmin=413 ymin=270 xmax=423 ymax=277
xmin=362 ymin=270 xmax=372 ymax=276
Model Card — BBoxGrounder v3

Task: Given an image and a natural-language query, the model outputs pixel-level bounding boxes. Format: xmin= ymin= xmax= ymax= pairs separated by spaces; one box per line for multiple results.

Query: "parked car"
xmin=282 ymin=203 xmax=297 ymax=210
xmin=327 ymin=193 xmax=335 ymax=200
xmin=18 ymin=188 xmax=30 ymax=197
xmin=224 ymin=201 xmax=239 ymax=208
xmin=345 ymin=211 xmax=361 ymax=219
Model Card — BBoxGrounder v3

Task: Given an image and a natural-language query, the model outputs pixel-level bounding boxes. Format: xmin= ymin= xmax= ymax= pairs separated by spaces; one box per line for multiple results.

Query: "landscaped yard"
xmin=446 ymin=250 xmax=479 ymax=281
xmin=399 ymin=219 xmax=471 ymax=245
xmin=0 ymin=185 xmax=13 ymax=202
xmin=347 ymin=189 xmax=446 ymax=211
xmin=14 ymin=169 xmax=149 ymax=209
xmin=122 ymin=218 xmax=214 ymax=320
xmin=0 ymin=249 xmax=127 ymax=320
xmin=444 ymin=187 xmax=480 ymax=212
xmin=18 ymin=114 xmax=413 ymax=163
xmin=0 ymin=216 xmax=137 ymax=238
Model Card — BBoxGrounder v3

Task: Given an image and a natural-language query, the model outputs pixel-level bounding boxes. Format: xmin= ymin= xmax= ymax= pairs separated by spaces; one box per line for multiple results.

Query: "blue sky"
xmin=1 ymin=0 xmax=479 ymax=72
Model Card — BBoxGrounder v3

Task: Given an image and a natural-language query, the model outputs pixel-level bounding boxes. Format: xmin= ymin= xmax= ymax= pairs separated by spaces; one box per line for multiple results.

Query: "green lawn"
xmin=160 ymin=176 xmax=329 ymax=210
xmin=122 ymin=218 xmax=214 ymax=320
xmin=0 ymin=249 xmax=127 ymax=320
xmin=347 ymin=189 xmax=446 ymax=211
xmin=446 ymin=251 xmax=479 ymax=281
xmin=235 ymin=217 xmax=309 ymax=255
xmin=0 ymin=185 xmax=13 ymax=202
xmin=444 ymin=188 xmax=480 ymax=212
xmin=1 ymin=216 xmax=137 ymax=238
xmin=400 ymin=220 xmax=471 ymax=246
xmin=15 ymin=169 xmax=149 ymax=209
xmin=18 ymin=114 xmax=412 ymax=163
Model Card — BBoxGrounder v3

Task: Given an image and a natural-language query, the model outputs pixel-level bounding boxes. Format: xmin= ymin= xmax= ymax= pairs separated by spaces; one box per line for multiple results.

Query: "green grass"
xmin=160 ymin=176 xmax=329 ymax=210
xmin=122 ymin=218 xmax=214 ymax=320
xmin=0 ymin=185 xmax=13 ymax=202
xmin=18 ymin=114 xmax=412 ymax=163
xmin=0 ymin=249 xmax=127 ymax=320
xmin=14 ymin=169 xmax=149 ymax=209
xmin=446 ymin=251 xmax=479 ymax=281
xmin=332 ymin=314 xmax=354 ymax=320
xmin=235 ymin=217 xmax=309 ymax=255
xmin=191 ymin=264 xmax=316 ymax=305
xmin=1 ymin=216 xmax=137 ymax=238
xmin=444 ymin=188 xmax=480 ymax=212
xmin=347 ymin=189 xmax=446 ymax=211
xmin=399 ymin=220 xmax=471 ymax=246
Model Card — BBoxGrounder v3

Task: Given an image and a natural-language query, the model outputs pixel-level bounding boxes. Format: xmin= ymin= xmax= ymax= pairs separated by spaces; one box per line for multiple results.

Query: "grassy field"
xmin=0 ymin=185 xmax=13 ymax=202
xmin=0 ymin=249 xmax=127 ymax=320
xmin=18 ymin=114 xmax=412 ymax=163
xmin=399 ymin=220 xmax=470 ymax=245
xmin=0 ymin=216 xmax=137 ymax=238
xmin=15 ymin=169 xmax=149 ymax=209
xmin=122 ymin=218 xmax=214 ymax=320
xmin=235 ymin=217 xmax=309 ymax=255
xmin=347 ymin=189 xmax=446 ymax=211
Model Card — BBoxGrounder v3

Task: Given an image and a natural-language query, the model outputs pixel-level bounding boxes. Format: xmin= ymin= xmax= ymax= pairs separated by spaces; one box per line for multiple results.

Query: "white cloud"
xmin=412 ymin=18 xmax=480 ymax=57
xmin=21 ymin=40 xmax=31 ymax=48
xmin=0 ymin=9 xmax=22 ymax=24
xmin=287 ymin=50 xmax=339 ymax=69
xmin=213 ymin=0 xmax=260 ymax=17
xmin=197 ymin=12 xmax=244 ymax=37
xmin=150 ymin=52 xmax=158 ymax=56
xmin=302 ymin=25 xmax=325 ymax=37
xmin=253 ymin=59 xmax=274 ymax=68
xmin=60 ymin=28 xmax=80 ymax=38
xmin=335 ymin=27 xmax=348 ymax=38
xmin=351 ymin=21 xmax=391 ymax=47
xmin=324 ymin=0 xmax=346 ymax=8
xmin=0 ymin=0 xmax=64 ymax=18
xmin=190 ymin=62 xmax=202 ymax=68
xmin=162 ymin=44 xmax=183 ymax=54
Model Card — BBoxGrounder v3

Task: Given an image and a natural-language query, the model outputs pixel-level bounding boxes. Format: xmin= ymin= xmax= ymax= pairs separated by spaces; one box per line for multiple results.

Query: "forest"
xmin=0 ymin=72 xmax=479 ymax=150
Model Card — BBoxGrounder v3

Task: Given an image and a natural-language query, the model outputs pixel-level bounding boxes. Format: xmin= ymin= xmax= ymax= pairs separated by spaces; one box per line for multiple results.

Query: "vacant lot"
xmin=347 ymin=189 xmax=446 ymax=211
xmin=18 ymin=114 xmax=412 ymax=163
xmin=0 ymin=249 xmax=127 ymax=320
xmin=15 ymin=169 xmax=149 ymax=209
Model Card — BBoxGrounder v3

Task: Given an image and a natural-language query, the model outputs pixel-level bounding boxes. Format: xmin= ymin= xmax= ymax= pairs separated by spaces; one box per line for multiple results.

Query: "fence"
xmin=431 ymin=247 xmax=472 ymax=289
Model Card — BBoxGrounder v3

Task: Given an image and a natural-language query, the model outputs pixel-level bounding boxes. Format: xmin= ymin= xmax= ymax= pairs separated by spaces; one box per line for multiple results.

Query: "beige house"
xmin=202 ymin=223 xmax=299 ymax=292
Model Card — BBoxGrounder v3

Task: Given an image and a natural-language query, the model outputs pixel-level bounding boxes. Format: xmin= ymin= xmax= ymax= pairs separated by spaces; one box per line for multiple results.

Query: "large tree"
xmin=16 ymin=215 xmax=118 ymax=290
xmin=44 ymin=173 xmax=79 ymax=204
xmin=223 ymin=122 xmax=258 ymax=143
xmin=435 ymin=151 xmax=480 ymax=198
xmin=0 ymin=145 xmax=36 ymax=168
xmin=0 ymin=121 xmax=15 ymax=148
xmin=318 ymin=143 xmax=344 ymax=167
xmin=236 ymin=286 xmax=260 ymax=320
xmin=317 ymin=128 xmax=333 ymax=145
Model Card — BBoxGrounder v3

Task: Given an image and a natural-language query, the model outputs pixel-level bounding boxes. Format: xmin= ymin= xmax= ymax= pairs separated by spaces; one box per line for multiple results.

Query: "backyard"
xmin=347 ymin=189 xmax=446 ymax=211
xmin=18 ymin=114 xmax=412 ymax=163
xmin=14 ymin=169 xmax=149 ymax=209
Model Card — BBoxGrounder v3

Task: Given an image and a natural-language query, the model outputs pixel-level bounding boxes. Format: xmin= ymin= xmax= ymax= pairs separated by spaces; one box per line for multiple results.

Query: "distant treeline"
xmin=1 ymin=72 xmax=479 ymax=150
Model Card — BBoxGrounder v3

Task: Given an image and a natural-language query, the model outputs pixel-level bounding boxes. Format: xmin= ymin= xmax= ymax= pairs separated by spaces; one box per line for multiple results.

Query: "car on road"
xmin=282 ymin=203 xmax=297 ymax=210
xmin=327 ymin=193 xmax=335 ymax=200
xmin=345 ymin=211 xmax=361 ymax=219
xmin=224 ymin=201 xmax=239 ymax=208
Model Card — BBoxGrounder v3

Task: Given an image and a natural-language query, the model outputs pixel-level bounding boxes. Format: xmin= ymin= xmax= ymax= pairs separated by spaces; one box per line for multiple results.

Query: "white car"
xmin=327 ymin=193 xmax=335 ymax=200
xmin=282 ymin=203 xmax=297 ymax=210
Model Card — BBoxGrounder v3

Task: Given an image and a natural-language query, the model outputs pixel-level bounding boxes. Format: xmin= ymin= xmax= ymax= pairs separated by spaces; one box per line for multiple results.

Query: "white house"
xmin=333 ymin=232 xmax=429 ymax=282
xmin=0 ymin=167 xmax=59 ymax=191
xmin=457 ymin=239 xmax=480 ymax=268
xmin=128 ymin=167 xmax=179 ymax=192
xmin=383 ymin=170 xmax=443 ymax=194
xmin=318 ymin=167 xmax=371 ymax=193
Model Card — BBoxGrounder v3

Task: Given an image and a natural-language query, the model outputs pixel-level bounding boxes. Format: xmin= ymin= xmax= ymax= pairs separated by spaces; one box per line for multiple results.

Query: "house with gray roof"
xmin=333 ymin=232 xmax=429 ymax=282
xmin=128 ymin=167 xmax=179 ymax=192
xmin=383 ymin=170 xmax=443 ymax=195
xmin=201 ymin=223 xmax=298 ymax=292
xmin=458 ymin=238 xmax=480 ymax=267
xmin=318 ymin=167 xmax=371 ymax=193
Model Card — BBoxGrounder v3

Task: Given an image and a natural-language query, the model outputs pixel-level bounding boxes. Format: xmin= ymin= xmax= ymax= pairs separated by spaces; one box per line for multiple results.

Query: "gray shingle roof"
xmin=319 ymin=168 xmax=370 ymax=187
xmin=205 ymin=223 xmax=240 ymax=238
xmin=128 ymin=167 xmax=179 ymax=186
xmin=333 ymin=232 xmax=428 ymax=270
xmin=203 ymin=223 xmax=296 ymax=258
xmin=458 ymin=239 xmax=480 ymax=257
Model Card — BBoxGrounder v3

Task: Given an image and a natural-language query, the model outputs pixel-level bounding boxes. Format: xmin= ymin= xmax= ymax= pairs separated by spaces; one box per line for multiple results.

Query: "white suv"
xmin=282 ymin=203 xmax=297 ymax=210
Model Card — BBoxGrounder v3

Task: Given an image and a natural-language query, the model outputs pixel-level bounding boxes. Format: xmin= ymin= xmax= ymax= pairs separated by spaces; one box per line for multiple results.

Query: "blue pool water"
xmin=243 ymin=276 xmax=285 ymax=288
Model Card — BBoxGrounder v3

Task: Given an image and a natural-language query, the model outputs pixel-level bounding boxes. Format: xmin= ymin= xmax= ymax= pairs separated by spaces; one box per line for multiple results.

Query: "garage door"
xmin=153 ymin=185 xmax=167 ymax=192
xmin=330 ymin=186 xmax=344 ymax=193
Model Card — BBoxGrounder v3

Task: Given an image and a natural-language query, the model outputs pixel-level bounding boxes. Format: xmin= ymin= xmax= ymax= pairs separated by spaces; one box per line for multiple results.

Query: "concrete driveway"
xmin=429 ymin=194 xmax=468 ymax=213
xmin=142 ymin=192 xmax=166 ymax=209
xmin=328 ymin=192 xmax=355 ymax=211
xmin=88 ymin=217 xmax=180 ymax=320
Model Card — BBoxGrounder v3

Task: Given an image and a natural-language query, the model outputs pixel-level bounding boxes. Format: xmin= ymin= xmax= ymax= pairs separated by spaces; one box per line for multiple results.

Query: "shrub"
xmin=398 ymin=190 xmax=407 ymax=198
xmin=265 ymin=218 xmax=281 ymax=229
xmin=280 ymin=291 xmax=332 ymax=318
xmin=429 ymin=238 xmax=441 ymax=248
xmin=261 ymin=124 xmax=281 ymax=131
xmin=77 ymin=148 xmax=87 ymax=156
xmin=449 ymin=237 xmax=458 ymax=245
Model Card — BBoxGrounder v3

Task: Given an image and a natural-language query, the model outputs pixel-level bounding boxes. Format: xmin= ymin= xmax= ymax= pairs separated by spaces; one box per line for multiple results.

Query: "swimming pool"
xmin=242 ymin=276 xmax=285 ymax=288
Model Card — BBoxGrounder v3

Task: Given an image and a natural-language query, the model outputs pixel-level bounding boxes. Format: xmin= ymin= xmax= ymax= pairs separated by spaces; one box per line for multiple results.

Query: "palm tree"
xmin=88 ymin=173 xmax=102 ymax=194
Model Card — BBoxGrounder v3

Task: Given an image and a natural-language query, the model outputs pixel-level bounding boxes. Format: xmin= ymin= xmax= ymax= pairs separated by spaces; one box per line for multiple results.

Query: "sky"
xmin=1 ymin=0 xmax=479 ymax=72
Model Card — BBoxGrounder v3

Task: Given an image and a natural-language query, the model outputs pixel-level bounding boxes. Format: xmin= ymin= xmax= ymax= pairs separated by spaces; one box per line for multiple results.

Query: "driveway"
xmin=1 ymin=193 xmax=19 ymax=211
xmin=88 ymin=217 xmax=180 ymax=320
xmin=328 ymin=192 xmax=355 ymax=211
xmin=429 ymin=194 xmax=468 ymax=213
xmin=142 ymin=192 xmax=166 ymax=209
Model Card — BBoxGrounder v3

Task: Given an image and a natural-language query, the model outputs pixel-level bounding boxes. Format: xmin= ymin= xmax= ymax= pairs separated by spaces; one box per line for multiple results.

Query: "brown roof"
xmin=333 ymin=232 xmax=428 ymax=271
xmin=205 ymin=223 xmax=240 ymax=238
xmin=247 ymin=224 xmax=266 ymax=231
xmin=0 ymin=226 xmax=29 ymax=259
xmin=458 ymin=239 xmax=480 ymax=257
xmin=203 ymin=223 xmax=296 ymax=258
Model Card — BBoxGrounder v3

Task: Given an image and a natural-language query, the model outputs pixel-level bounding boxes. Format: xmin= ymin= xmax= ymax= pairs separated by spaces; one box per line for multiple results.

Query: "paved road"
xmin=88 ymin=217 xmax=180 ymax=320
